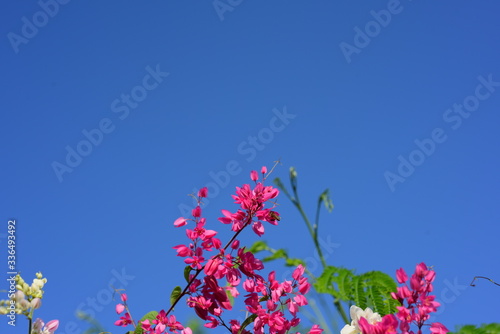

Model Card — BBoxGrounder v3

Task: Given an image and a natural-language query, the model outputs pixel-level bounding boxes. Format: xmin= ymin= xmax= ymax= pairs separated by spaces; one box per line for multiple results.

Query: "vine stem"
xmin=470 ymin=276 xmax=500 ymax=287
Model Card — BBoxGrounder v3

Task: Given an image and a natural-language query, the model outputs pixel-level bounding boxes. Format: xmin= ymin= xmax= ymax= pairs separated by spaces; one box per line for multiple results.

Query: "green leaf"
xmin=238 ymin=314 xmax=257 ymax=334
xmin=262 ymin=248 xmax=288 ymax=262
xmin=170 ymin=286 xmax=182 ymax=307
xmin=450 ymin=323 xmax=500 ymax=334
xmin=248 ymin=240 xmax=269 ymax=253
xmin=285 ymin=258 xmax=306 ymax=267
xmin=314 ymin=266 xmax=354 ymax=299
xmin=225 ymin=282 xmax=235 ymax=306
xmin=184 ymin=265 xmax=193 ymax=283
xmin=314 ymin=266 xmax=398 ymax=316
xmin=352 ymin=275 xmax=366 ymax=309
xmin=134 ymin=311 xmax=158 ymax=334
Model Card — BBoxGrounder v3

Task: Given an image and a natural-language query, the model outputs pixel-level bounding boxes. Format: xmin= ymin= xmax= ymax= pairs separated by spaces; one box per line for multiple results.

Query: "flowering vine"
xmin=114 ymin=166 xmax=323 ymax=334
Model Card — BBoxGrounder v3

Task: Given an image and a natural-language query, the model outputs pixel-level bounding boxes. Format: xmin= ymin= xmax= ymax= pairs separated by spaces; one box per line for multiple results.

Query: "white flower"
xmin=340 ymin=305 xmax=383 ymax=334
xmin=340 ymin=324 xmax=359 ymax=334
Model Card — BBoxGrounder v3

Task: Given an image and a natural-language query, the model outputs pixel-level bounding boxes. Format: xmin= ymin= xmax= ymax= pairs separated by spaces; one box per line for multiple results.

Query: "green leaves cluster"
xmin=450 ymin=323 xmax=500 ymax=334
xmin=314 ymin=266 xmax=398 ymax=316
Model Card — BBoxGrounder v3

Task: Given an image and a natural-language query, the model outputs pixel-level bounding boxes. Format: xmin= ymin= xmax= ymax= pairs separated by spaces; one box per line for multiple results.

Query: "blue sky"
xmin=1 ymin=1 xmax=500 ymax=333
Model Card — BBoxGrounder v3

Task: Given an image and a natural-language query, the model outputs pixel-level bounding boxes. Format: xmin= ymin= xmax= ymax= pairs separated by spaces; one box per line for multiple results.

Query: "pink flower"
xmin=293 ymin=294 xmax=308 ymax=306
xmin=396 ymin=267 xmax=408 ymax=284
xmin=430 ymin=322 xmax=449 ymax=334
xmin=389 ymin=263 xmax=449 ymax=333
xmin=115 ymin=303 xmax=125 ymax=314
xmin=358 ymin=314 xmax=398 ymax=334
xmin=141 ymin=319 xmax=153 ymax=333
xmin=173 ymin=244 xmax=193 ymax=257
xmin=261 ymin=166 xmax=267 ymax=174
xmin=174 ymin=217 xmax=188 ymax=227
xmin=33 ymin=319 xmax=59 ymax=334
xmin=204 ymin=257 xmax=222 ymax=276
xmin=114 ymin=312 xmax=133 ymax=327
xmin=308 ymin=324 xmax=323 ymax=334
xmin=120 ymin=293 xmax=128 ymax=302
xmin=204 ymin=316 xmax=219 ymax=328
xmin=192 ymin=206 xmax=202 ymax=218
xmin=185 ymin=255 xmax=205 ymax=269
xmin=45 ymin=320 xmax=59 ymax=333
xmin=250 ymin=170 xmax=259 ymax=181
xmin=181 ymin=327 xmax=192 ymax=334
xmin=252 ymin=221 xmax=265 ymax=236
xmin=292 ymin=264 xmax=305 ymax=281
xmin=198 ymin=187 xmax=208 ymax=198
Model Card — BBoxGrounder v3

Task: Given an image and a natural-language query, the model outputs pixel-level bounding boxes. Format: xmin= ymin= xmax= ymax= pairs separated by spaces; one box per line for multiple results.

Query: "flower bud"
xmin=192 ymin=206 xmax=201 ymax=218
xmin=230 ymin=239 xmax=240 ymax=249
xmin=396 ymin=268 xmax=408 ymax=284
xmin=250 ymin=170 xmax=258 ymax=181
xmin=14 ymin=290 xmax=25 ymax=301
xmin=32 ymin=318 xmax=44 ymax=333
xmin=45 ymin=319 xmax=59 ymax=333
xmin=116 ymin=303 xmax=125 ymax=314
xmin=198 ymin=187 xmax=208 ymax=198
xmin=33 ymin=278 xmax=45 ymax=289
xmin=31 ymin=298 xmax=42 ymax=309
xmin=174 ymin=217 xmax=188 ymax=227
xmin=19 ymin=299 xmax=30 ymax=311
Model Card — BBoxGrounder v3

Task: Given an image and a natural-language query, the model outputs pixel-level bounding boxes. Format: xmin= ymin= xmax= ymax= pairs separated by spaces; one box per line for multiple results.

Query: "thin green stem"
xmin=309 ymin=297 xmax=333 ymax=334
xmin=276 ymin=175 xmax=350 ymax=325
xmin=291 ymin=188 xmax=327 ymax=270
xmin=334 ymin=299 xmax=349 ymax=325
xmin=292 ymin=191 xmax=348 ymax=325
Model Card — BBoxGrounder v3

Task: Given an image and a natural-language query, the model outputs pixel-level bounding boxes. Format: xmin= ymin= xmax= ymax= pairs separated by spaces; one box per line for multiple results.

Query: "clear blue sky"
xmin=2 ymin=1 xmax=500 ymax=333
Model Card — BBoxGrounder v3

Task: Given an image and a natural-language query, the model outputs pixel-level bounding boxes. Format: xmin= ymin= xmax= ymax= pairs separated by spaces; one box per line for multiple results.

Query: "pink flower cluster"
xmin=116 ymin=288 xmax=192 ymax=333
xmin=114 ymin=293 xmax=133 ymax=327
xmin=115 ymin=167 xmax=323 ymax=334
xmin=356 ymin=263 xmax=449 ymax=334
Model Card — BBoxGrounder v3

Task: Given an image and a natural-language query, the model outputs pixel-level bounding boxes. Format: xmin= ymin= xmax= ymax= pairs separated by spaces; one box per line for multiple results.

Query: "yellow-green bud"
xmin=32 ymin=278 xmax=45 ymax=290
